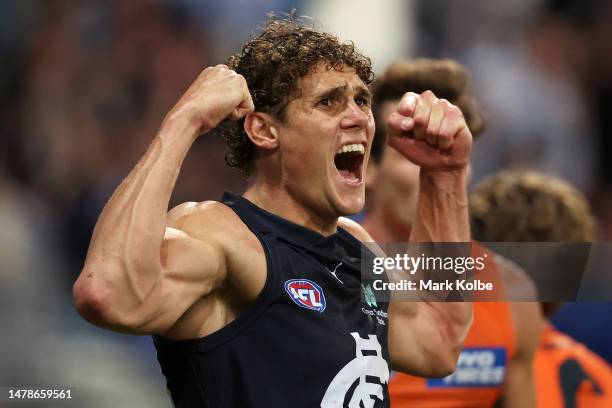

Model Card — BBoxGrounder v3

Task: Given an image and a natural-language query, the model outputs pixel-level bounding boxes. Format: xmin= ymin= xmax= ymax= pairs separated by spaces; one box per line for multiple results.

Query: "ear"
xmin=244 ymin=113 xmax=279 ymax=151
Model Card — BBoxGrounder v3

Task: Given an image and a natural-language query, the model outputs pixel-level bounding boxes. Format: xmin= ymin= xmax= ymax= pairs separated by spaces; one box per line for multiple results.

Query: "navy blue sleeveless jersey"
xmin=154 ymin=192 xmax=390 ymax=408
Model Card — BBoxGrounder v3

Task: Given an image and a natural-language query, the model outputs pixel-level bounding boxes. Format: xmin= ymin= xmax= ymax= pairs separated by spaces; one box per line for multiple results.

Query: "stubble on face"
xmin=275 ymin=62 xmax=375 ymax=222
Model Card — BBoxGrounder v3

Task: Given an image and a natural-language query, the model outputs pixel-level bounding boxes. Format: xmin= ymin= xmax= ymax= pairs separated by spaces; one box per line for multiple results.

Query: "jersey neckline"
xmin=222 ymin=191 xmax=354 ymax=249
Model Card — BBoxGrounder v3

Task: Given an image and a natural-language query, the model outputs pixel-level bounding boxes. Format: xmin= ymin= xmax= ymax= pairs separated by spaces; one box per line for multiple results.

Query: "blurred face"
xmin=274 ymin=62 xmax=375 ymax=218
xmin=371 ymin=101 xmax=420 ymax=227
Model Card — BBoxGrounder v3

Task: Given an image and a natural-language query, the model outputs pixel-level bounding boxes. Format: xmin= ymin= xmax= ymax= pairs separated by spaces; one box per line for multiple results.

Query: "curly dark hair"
xmin=470 ymin=170 xmax=596 ymax=242
xmin=218 ymin=16 xmax=374 ymax=176
xmin=370 ymin=58 xmax=486 ymax=163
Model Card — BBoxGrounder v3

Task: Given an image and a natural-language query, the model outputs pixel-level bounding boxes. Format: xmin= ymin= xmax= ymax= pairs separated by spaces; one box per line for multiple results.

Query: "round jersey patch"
xmin=284 ymin=279 xmax=326 ymax=313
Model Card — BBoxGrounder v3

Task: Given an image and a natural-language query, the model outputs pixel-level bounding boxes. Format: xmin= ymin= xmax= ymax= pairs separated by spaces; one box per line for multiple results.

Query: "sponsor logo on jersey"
xmin=427 ymin=347 xmax=507 ymax=388
xmin=284 ymin=279 xmax=326 ymax=312
xmin=360 ymin=284 xmax=387 ymax=326
xmin=362 ymin=283 xmax=377 ymax=307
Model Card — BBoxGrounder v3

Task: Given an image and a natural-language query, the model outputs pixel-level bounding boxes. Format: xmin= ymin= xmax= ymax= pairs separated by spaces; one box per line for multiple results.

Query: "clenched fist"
xmin=386 ymin=91 xmax=472 ymax=171
xmin=167 ymin=64 xmax=255 ymax=133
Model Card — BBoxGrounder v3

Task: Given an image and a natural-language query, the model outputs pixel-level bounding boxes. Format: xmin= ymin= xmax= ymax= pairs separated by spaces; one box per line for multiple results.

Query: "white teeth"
xmin=336 ymin=144 xmax=365 ymax=155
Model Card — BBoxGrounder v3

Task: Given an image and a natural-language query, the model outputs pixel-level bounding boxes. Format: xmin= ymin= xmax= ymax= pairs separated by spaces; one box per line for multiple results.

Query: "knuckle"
xmin=421 ymin=90 xmax=437 ymax=102
xmin=200 ymin=67 xmax=213 ymax=78
xmin=399 ymin=92 xmax=418 ymax=111
xmin=439 ymin=129 xmax=452 ymax=139
xmin=439 ymin=99 xmax=452 ymax=109
xmin=413 ymin=114 xmax=427 ymax=127
xmin=426 ymin=127 xmax=438 ymax=137
xmin=448 ymin=104 xmax=462 ymax=116
xmin=421 ymin=90 xmax=434 ymax=98
xmin=439 ymin=128 xmax=454 ymax=139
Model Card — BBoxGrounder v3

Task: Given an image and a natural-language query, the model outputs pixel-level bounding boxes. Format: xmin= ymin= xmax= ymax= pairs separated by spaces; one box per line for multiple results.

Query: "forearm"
xmin=389 ymin=300 xmax=471 ymax=377
xmin=77 ymin=113 xmax=201 ymax=308
xmin=410 ymin=168 xmax=470 ymax=242
xmin=411 ymin=168 xmax=472 ymax=360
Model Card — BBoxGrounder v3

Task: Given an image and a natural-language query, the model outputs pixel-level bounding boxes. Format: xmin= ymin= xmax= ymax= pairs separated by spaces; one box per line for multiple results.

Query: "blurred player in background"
xmin=363 ymin=58 xmax=542 ymax=408
xmin=73 ymin=18 xmax=474 ymax=407
xmin=471 ymin=170 xmax=612 ymax=408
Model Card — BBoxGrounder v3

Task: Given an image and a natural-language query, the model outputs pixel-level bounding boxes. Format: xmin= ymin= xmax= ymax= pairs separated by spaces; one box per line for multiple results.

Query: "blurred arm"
xmin=498 ymin=257 xmax=543 ymax=408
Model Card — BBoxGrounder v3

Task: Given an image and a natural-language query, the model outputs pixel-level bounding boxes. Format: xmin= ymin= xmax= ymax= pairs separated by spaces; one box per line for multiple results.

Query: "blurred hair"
xmin=370 ymin=58 xmax=486 ymax=163
xmin=470 ymin=170 xmax=596 ymax=242
xmin=219 ymin=15 xmax=374 ymax=176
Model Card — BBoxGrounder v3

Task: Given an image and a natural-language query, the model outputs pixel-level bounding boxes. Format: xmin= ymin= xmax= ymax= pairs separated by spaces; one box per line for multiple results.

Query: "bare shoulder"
xmin=165 ymin=200 xmax=264 ymax=268
xmin=338 ymin=217 xmax=373 ymax=242
xmin=338 ymin=217 xmax=386 ymax=258
xmin=167 ymin=200 xmax=242 ymax=228
xmin=167 ymin=200 xmax=249 ymax=241
xmin=167 ymin=199 xmax=264 ymax=258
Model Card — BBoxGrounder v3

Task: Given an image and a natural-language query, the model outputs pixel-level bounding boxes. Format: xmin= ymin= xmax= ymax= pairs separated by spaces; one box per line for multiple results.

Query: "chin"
xmin=333 ymin=188 xmax=365 ymax=216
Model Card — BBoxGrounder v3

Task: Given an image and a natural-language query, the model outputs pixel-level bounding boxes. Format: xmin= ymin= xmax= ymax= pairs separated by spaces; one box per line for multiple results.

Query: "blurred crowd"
xmin=417 ymin=0 xmax=612 ymax=232
xmin=1 ymin=0 xmax=611 ymax=405
xmin=0 ymin=0 xmax=257 ymax=404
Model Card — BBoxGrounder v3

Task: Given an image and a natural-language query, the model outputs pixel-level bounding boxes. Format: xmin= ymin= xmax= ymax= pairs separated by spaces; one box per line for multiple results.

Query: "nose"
xmin=340 ymin=100 xmax=369 ymax=130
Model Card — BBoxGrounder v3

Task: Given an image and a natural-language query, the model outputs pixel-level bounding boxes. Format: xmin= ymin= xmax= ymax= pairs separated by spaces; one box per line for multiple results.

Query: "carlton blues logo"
xmin=321 ymin=332 xmax=390 ymax=407
xmin=284 ymin=279 xmax=326 ymax=312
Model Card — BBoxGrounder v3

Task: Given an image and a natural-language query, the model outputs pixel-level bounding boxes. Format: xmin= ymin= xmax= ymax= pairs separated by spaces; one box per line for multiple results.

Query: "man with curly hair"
xmin=73 ymin=18 xmax=473 ymax=407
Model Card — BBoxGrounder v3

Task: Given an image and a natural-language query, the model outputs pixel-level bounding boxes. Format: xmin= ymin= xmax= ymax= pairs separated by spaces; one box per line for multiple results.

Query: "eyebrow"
xmin=314 ymin=83 xmax=373 ymax=101
xmin=355 ymin=85 xmax=373 ymax=100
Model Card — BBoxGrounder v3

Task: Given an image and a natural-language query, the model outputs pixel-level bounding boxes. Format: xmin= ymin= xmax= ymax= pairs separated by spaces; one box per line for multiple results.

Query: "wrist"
xmin=161 ymin=106 xmax=207 ymax=142
xmin=420 ymin=167 xmax=469 ymax=193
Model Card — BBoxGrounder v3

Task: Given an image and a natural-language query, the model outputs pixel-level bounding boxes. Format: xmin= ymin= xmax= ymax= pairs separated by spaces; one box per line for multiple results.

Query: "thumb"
xmin=228 ymin=99 xmax=255 ymax=121
xmin=228 ymin=107 xmax=251 ymax=121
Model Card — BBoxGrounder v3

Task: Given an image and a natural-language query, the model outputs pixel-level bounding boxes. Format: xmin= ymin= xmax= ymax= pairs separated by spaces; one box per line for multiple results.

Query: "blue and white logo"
xmin=284 ymin=279 xmax=326 ymax=312
xmin=427 ymin=347 xmax=507 ymax=388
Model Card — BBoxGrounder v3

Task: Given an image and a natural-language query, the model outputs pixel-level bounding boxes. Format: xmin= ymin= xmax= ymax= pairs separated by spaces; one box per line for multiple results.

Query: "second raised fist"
xmin=386 ymin=90 xmax=473 ymax=172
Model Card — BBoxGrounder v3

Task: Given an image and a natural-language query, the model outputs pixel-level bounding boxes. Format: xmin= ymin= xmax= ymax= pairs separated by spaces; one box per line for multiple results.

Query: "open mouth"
xmin=334 ymin=143 xmax=365 ymax=184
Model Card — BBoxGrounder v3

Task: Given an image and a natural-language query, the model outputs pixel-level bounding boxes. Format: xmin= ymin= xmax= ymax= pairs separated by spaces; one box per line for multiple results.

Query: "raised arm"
xmin=73 ymin=65 xmax=254 ymax=334
xmin=385 ymin=91 xmax=474 ymax=376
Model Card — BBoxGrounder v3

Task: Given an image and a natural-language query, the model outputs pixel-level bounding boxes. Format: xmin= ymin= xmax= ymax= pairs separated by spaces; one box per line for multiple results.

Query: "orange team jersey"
xmin=389 ymin=243 xmax=515 ymax=408
xmin=389 ymin=301 xmax=516 ymax=407
xmin=534 ymin=323 xmax=612 ymax=408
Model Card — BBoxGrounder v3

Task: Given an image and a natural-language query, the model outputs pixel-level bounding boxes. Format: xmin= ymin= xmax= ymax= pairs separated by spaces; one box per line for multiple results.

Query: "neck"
xmin=243 ymin=179 xmax=339 ymax=237
xmin=362 ymin=205 xmax=412 ymax=242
